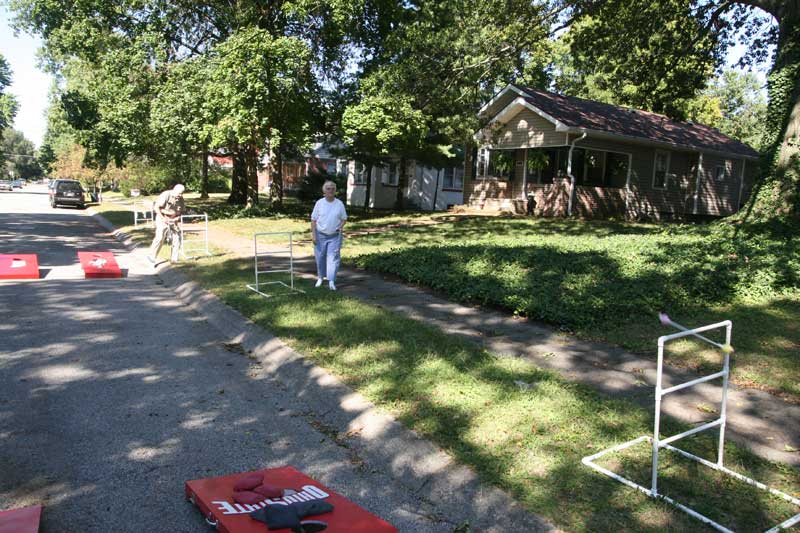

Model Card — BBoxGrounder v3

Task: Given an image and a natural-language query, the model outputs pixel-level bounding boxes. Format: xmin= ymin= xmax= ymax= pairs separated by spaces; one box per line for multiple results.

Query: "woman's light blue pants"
xmin=314 ymin=231 xmax=342 ymax=282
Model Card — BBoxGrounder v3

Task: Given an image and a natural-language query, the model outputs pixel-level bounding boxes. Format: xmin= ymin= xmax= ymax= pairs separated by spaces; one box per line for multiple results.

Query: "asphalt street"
xmin=0 ymin=186 xmax=517 ymax=532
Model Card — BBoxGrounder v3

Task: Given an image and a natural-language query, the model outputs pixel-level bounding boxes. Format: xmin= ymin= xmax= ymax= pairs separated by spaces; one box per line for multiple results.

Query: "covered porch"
xmin=469 ymin=145 xmax=631 ymax=217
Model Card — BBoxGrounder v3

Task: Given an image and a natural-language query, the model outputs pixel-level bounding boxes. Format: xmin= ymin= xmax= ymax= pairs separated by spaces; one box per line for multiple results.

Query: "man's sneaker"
xmin=328 ymin=281 xmax=336 ymax=291
xmin=315 ymin=278 xmax=323 ymax=288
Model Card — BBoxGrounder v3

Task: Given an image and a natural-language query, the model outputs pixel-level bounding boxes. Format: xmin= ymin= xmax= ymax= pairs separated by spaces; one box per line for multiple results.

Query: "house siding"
xmin=696 ymin=155 xmax=746 ymax=216
xmin=407 ymin=164 xmax=464 ymax=211
xmin=625 ymin=148 xmax=697 ymax=219
xmin=347 ymin=160 xmax=461 ymax=211
xmin=490 ymin=109 xmax=564 ymax=149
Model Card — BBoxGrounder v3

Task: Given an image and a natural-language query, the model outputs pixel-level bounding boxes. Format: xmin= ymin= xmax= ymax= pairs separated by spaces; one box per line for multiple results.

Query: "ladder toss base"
xmin=246 ymin=232 xmax=304 ymax=299
xmin=581 ymin=315 xmax=800 ymax=533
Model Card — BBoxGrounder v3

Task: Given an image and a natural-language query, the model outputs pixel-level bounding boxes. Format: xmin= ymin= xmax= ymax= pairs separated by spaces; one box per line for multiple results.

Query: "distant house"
xmin=346 ymin=160 xmax=464 ymax=211
xmin=260 ymin=143 xmax=349 ymax=196
xmin=468 ymin=84 xmax=760 ymax=219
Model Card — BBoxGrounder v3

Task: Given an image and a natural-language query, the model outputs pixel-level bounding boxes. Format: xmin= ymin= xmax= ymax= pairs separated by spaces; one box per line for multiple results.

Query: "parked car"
xmin=50 ymin=179 xmax=86 ymax=209
xmin=0 ymin=180 xmax=12 ymax=192
xmin=11 ymin=180 xmax=22 ymax=189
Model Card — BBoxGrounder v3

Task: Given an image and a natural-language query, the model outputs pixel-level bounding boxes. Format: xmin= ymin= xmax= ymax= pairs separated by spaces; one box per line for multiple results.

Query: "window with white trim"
xmin=653 ymin=150 xmax=670 ymax=189
xmin=381 ymin=162 xmax=399 ymax=186
xmin=477 ymin=148 xmax=515 ymax=180
xmin=584 ymin=150 xmax=606 ymax=186
xmin=476 ymin=147 xmax=489 ymax=179
xmin=354 ymin=162 xmax=367 ymax=184
xmin=714 ymin=161 xmax=731 ymax=182
xmin=325 ymin=161 xmax=337 ymax=174
xmin=442 ymin=166 xmax=464 ymax=190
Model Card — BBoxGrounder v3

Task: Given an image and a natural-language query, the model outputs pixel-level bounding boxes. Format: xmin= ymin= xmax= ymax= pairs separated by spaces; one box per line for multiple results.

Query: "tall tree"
xmin=688 ymin=70 xmax=768 ymax=150
xmin=1 ymin=129 xmax=42 ymax=180
xmin=203 ymin=27 xmax=317 ymax=207
xmin=0 ymin=54 xmax=19 ymax=170
xmin=343 ymin=0 xmax=567 ymax=209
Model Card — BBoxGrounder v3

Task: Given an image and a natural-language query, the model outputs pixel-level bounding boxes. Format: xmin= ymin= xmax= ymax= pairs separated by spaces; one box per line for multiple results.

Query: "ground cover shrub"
xmin=347 ymin=216 xmax=800 ymax=397
xmin=352 ymin=217 xmax=800 ymax=327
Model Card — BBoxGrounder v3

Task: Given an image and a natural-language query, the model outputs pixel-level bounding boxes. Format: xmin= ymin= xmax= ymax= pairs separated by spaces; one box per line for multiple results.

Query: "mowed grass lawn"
xmin=344 ymin=216 xmax=800 ymax=401
xmin=175 ymin=254 xmax=800 ymax=532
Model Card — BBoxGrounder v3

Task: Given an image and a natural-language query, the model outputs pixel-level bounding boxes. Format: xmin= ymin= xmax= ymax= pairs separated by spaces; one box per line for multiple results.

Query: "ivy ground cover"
xmin=346 ymin=216 xmax=800 ymax=401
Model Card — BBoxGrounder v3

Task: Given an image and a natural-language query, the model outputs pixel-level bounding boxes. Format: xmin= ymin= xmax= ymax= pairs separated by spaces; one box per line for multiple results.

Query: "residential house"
xmin=468 ymin=84 xmax=760 ymax=219
xmin=347 ymin=160 xmax=464 ymax=211
xmin=261 ymin=143 xmax=349 ymax=195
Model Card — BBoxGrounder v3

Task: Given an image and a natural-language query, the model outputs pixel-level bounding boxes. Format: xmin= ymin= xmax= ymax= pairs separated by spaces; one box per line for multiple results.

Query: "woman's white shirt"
xmin=311 ymin=197 xmax=347 ymax=234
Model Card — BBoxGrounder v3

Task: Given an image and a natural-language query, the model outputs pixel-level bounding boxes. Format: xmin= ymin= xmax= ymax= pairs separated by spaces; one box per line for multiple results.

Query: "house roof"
xmin=492 ymin=85 xmax=759 ymax=159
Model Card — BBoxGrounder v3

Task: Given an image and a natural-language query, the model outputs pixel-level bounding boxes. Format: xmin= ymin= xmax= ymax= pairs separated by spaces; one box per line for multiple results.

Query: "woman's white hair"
xmin=322 ymin=180 xmax=337 ymax=191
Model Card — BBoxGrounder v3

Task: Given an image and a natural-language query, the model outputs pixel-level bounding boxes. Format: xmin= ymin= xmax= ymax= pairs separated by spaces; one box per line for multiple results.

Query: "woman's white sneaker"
xmin=328 ymin=281 xmax=336 ymax=291
xmin=314 ymin=278 xmax=323 ymax=288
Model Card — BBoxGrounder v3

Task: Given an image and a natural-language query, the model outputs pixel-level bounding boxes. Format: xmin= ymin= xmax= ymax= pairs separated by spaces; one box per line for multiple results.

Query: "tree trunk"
xmin=746 ymin=9 xmax=800 ymax=218
xmin=245 ymin=142 xmax=259 ymax=207
xmin=364 ymin=163 xmax=372 ymax=212
xmin=270 ymin=143 xmax=284 ymax=207
xmin=395 ymin=157 xmax=407 ymax=210
xmin=200 ymin=146 xmax=209 ymax=199
xmin=227 ymin=145 xmax=248 ymax=205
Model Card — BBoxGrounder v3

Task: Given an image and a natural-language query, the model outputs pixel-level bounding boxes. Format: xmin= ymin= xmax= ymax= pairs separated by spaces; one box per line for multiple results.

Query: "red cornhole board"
xmin=0 ymin=254 xmax=39 ymax=280
xmin=77 ymin=251 xmax=122 ymax=279
xmin=185 ymin=466 xmax=397 ymax=533
xmin=0 ymin=505 xmax=42 ymax=533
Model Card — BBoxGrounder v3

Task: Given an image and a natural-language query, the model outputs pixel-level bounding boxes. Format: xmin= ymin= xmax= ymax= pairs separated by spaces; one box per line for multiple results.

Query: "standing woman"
xmin=311 ymin=180 xmax=347 ymax=290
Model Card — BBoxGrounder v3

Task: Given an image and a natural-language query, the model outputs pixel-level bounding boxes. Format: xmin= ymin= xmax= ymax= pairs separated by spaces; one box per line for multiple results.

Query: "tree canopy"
xmin=0 ymin=54 xmax=20 ymax=170
xmin=10 ymin=0 xmax=799 ymax=218
xmin=1 ymin=128 xmax=43 ymax=181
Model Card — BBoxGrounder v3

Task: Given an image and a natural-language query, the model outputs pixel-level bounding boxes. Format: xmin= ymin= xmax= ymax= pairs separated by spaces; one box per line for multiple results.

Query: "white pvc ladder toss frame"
xmin=133 ymin=200 xmax=153 ymax=227
xmin=179 ymin=214 xmax=211 ymax=259
xmin=582 ymin=316 xmax=800 ymax=532
xmin=246 ymin=232 xmax=304 ymax=298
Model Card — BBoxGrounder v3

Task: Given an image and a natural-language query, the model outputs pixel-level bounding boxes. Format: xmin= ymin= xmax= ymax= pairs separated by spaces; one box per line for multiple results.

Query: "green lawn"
xmin=173 ymin=253 xmax=800 ymax=533
xmin=344 ymin=216 xmax=800 ymax=401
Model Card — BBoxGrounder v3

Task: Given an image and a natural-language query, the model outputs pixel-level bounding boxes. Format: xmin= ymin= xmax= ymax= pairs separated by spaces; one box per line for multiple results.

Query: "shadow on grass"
xmin=178 ymin=254 xmax=800 ymax=532
xmin=347 ymin=224 xmax=800 ymax=399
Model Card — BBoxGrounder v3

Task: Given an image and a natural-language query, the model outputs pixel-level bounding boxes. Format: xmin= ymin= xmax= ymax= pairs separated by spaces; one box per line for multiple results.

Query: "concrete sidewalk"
xmin=210 ymin=225 xmax=800 ymax=468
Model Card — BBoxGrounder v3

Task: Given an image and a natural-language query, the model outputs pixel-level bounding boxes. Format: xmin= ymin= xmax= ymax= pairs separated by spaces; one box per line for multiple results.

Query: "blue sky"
xmin=0 ymin=5 xmax=773 ymax=149
xmin=1 ymin=6 xmax=50 ymax=148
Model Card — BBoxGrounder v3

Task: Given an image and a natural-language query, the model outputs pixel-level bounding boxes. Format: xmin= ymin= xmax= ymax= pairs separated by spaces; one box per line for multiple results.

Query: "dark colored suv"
xmin=50 ymin=179 xmax=86 ymax=209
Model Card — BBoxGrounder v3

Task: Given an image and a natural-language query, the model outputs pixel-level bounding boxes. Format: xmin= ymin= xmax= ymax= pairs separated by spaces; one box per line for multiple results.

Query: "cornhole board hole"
xmin=0 ymin=505 xmax=42 ymax=533
xmin=0 ymin=254 xmax=40 ymax=280
xmin=77 ymin=251 xmax=122 ymax=279
xmin=185 ymin=466 xmax=397 ymax=533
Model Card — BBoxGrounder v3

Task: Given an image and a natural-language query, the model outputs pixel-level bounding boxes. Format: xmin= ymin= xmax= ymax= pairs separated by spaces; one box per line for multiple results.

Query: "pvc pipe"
xmin=659 ymin=370 xmax=726 ymax=396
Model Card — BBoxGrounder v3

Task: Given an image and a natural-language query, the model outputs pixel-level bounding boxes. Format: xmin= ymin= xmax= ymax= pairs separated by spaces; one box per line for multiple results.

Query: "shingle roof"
xmin=513 ymin=85 xmax=759 ymax=159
